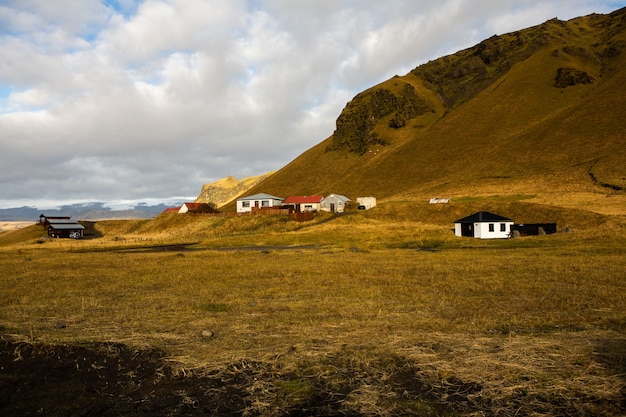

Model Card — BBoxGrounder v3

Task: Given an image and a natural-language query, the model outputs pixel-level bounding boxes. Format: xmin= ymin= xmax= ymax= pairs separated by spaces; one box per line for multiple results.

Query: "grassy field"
xmin=1 ymin=201 xmax=625 ymax=416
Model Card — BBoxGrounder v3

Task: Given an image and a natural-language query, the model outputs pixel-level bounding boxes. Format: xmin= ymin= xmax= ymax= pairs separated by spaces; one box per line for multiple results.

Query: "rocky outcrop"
xmin=554 ymin=67 xmax=595 ymax=87
xmin=326 ymin=82 xmax=433 ymax=154
xmin=195 ymin=173 xmax=274 ymax=207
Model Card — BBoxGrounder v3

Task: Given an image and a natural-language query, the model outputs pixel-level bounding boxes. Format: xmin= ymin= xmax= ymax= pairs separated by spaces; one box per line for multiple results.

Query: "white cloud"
xmin=0 ymin=0 xmax=624 ymax=208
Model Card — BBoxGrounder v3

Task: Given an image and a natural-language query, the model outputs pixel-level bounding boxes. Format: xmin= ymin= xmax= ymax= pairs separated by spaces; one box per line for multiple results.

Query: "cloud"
xmin=0 ymin=0 xmax=623 ymax=208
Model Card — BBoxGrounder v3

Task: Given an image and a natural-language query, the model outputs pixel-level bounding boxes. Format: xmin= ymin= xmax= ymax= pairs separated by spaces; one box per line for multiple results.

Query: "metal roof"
xmin=238 ymin=193 xmax=283 ymax=201
xmin=47 ymin=223 xmax=85 ymax=230
xmin=454 ymin=211 xmax=513 ymax=223
xmin=284 ymin=195 xmax=324 ymax=204
xmin=324 ymin=194 xmax=351 ymax=202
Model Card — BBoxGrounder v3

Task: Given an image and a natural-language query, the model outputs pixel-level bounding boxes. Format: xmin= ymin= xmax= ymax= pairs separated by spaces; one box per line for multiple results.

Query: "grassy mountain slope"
xmin=241 ymin=8 xmax=626 ymax=212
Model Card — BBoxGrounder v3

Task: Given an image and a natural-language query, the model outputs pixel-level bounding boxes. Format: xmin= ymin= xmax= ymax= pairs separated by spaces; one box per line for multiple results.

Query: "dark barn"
xmin=47 ymin=223 xmax=85 ymax=238
xmin=511 ymin=223 xmax=557 ymax=236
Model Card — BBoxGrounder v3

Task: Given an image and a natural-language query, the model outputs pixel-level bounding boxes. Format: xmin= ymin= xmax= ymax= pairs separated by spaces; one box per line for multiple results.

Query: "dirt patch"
xmin=0 ymin=340 xmax=249 ymax=417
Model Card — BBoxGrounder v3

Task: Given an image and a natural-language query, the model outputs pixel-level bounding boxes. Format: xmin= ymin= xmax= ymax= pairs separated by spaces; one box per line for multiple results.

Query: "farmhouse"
xmin=236 ymin=193 xmax=284 ymax=214
xmin=283 ymin=196 xmax=324 ymax=213
xmin=37 ymin=214 xmax=84 ymax=238
xmin=454 ymin=211 xmax=514 ymax=239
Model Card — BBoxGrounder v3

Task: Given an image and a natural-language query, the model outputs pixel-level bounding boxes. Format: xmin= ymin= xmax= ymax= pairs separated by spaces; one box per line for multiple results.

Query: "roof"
xmin=283 ymin=195 xmax=324 ymax=204
xmin=324 ymin=194 xmax=351 ymax=202
xmin=182 ymin=202 xmax=207 ymax=209
xmin=47 ymin=223 xmax=85 ymax=230
xmin=43 ymin=219 xmax=76 ymax=224
xmin=181 ymin=202 xmax=218 ymax=213
xmin=238 ymin=193 xmax=283 ymax=201
xmin=454 ymin=211 xmax=513 ymax=223
xmin=161 ymin=207 xmax=180 ymax=213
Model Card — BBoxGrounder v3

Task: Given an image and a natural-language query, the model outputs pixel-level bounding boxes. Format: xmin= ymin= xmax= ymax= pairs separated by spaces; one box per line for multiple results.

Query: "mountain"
xmin=0 ymin=202 xmax=172 ymax=222
xmin=195 ymin=173 xmax=274 ymax=207
xmin=237 ymin=8 xmax=626 ymax=209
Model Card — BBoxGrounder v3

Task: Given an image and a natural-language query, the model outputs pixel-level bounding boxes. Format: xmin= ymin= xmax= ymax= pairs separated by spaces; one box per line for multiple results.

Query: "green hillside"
xmin=241 ymin=8 xmax=626 ymax=213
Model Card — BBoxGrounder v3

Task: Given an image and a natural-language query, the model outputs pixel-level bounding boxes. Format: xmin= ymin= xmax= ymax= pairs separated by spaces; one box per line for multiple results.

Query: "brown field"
xmin=1 ymin=200 xmax=625 ymax=416
xmin=0 ymin=221 xmax=34 ymax=233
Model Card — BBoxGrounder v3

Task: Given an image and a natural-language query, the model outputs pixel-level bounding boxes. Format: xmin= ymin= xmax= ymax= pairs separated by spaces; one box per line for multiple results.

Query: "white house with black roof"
xmin=454 ymin=211 xmax=514 ymax=239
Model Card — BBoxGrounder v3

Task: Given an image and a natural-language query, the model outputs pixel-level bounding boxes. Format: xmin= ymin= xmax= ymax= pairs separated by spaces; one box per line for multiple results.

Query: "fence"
xmin=174 ymin=207 xmax=314 ymax=222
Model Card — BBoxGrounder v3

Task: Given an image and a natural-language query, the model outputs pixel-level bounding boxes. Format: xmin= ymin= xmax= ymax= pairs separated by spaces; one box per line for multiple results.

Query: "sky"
xmin=1 ymin=0 xmax=624 ymax=209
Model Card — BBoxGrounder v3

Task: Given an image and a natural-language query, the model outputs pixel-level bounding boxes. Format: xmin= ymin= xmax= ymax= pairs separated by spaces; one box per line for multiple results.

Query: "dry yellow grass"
xmin=1 ymin=203 xmax=625 ymax=415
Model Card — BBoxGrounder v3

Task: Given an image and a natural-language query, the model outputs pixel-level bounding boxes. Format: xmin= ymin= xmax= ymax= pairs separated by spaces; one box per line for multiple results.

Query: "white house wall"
xmin=475 ymin=222 xmax=513 ymax=239
xmin=236 ymin=198 xmax=282 ymax=213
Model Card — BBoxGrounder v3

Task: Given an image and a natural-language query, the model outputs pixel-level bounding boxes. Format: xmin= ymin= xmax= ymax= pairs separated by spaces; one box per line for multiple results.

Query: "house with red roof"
xmin=178 ymin=202 xmax=218 ymax=214
xmin=283 ymin=195 xmax=323 ymax=213
xmin=161 ymin=207 xmax=180 ymax=214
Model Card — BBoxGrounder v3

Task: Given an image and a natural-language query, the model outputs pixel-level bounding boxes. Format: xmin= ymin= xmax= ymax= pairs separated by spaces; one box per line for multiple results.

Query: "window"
xmin=242 ymin=201 xmax=250 ymax=208
xmin=500 ymin=223 xmax=507 ymax=232
xmin=261 ymin=200 xmax=269 ymax=207
xmin=488 ymin=223 xmax=495 ymax=232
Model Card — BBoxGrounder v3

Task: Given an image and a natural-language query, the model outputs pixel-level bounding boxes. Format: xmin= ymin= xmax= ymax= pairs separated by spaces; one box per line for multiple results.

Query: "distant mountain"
xmin=0 ymin=202 xmax=172 ymax=222
xmin=239 ymin=8 xmax=626 ymax=204
xmin=195 ymin=173 xmax=274 ymax=207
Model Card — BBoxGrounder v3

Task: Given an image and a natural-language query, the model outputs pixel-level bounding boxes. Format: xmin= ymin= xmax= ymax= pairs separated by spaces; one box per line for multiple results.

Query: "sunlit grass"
xmin=1 ymin=200 xmax=625 ymax=415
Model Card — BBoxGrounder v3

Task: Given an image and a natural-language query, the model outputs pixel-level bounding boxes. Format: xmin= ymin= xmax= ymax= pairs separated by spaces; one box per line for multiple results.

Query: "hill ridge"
xmin=213 ymin=8 xmax=626 ymax=213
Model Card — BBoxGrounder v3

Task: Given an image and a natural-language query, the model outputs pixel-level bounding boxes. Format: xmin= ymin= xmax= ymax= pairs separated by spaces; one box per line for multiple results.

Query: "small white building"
xmin=356 ymin=197 xmax=377 ymax=210
xmin=429 ymin=198 xmax=450 ymax=204
xmin=454 ymin=211 xmax=514 ymax=239
xmin=321 ymin=194 xmax=351 ymax=213
xmin=236 ymin=193 xmax=284 ymax=213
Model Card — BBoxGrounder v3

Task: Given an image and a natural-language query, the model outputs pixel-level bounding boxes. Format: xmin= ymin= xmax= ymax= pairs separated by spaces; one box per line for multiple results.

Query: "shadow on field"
xmin=2 ymin=338 xmax=626 ymax=416
xmin=78 ymin=221 xmax=102 ymax=239
xmin=593 ymin=335 xmax=626 ymax=409
xmin=0 ymin=340 xmax=469 ymax=417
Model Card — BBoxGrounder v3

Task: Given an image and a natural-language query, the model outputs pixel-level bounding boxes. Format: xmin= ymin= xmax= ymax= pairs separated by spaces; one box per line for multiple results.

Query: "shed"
xmin=283 ymin=196 xmax=324 ymax=213
xmin=236 ymin=193 xmax=284 ymax=213
xmin=47 ymin=222 xmax=85 ymax=238
xmin=511 ymin=223 xmax=557 ymax=236
xmin=38 ymin=214 xmax=71 ymax=226
xmin=321 ymin=194 xmax=351 ymax=213
xmin=356 ymin=197 xmax=377 ymax=210
xmin=454 ymin=211 xmax=514 ymax=239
